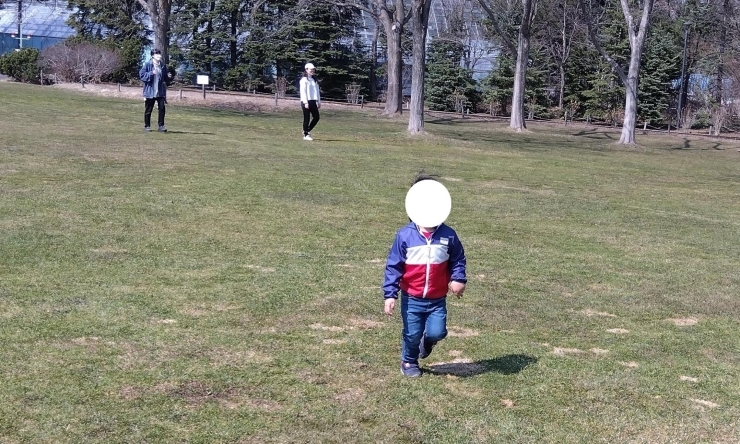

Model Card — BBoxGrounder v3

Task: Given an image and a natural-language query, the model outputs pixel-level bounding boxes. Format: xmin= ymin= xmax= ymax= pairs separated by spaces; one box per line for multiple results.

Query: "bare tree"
xmin=136 ymin=0 xmax=172 ymax=65
xmin=40 ymin=43 xmax=122 ymax=83
xmin=330 ymin=0 xmax=408 ymax=116
xmin=407 ymin=0 xmax=433 ymax=134
xmin=579 ymin=0 xmax=655 ymax=145
xmin=478 ymin=0 xmax=539 ymax=132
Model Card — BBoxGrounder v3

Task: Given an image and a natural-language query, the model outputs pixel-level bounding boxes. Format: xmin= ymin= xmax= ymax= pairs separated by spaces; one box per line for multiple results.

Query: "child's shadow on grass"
xmin=427 ymin=354 xmax=537 ymax=377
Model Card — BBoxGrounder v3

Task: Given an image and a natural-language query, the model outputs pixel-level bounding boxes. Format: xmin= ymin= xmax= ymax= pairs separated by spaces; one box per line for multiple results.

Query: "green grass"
xmin=2 ymin=82 xmax=740 ymax=443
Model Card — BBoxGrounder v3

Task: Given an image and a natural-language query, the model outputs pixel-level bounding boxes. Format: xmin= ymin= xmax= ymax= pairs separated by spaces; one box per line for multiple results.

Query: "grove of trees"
xmin=2 ymin=0 xmax=740 ymax=142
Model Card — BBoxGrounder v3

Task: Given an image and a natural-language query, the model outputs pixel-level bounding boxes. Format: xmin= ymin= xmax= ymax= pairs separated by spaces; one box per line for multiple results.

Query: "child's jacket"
xmin=383 ymin=222 xmax=467 ymax=299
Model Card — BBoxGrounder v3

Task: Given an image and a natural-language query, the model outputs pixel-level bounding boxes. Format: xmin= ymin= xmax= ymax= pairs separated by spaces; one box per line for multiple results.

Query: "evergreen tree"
xmin=566 ymin=3 xmax=629 ymax=124
xmin=425 ymin=37 xmax=478 ymax=112
xmin=481 ymin=52 xmax=515 ymax=115
xmin=637 ymin=25 xmax=681 ymax=124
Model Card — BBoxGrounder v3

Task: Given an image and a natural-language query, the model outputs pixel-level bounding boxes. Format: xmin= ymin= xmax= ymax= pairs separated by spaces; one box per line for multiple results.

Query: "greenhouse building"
xmin=0 ymin=0 xmax=74 ymax=55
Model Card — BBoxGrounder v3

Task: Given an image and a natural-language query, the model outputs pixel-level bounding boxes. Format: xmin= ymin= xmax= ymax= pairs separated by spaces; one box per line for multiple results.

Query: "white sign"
xmin=197 ymin=75 xmax=209 ymax=85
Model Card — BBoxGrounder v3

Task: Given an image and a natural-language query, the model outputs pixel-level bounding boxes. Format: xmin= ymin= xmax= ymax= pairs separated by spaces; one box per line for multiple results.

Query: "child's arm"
xmin=382 ymin=233 xmax=406 ymax=314
xmin=448 ymin=236 xmax=467 ymax=297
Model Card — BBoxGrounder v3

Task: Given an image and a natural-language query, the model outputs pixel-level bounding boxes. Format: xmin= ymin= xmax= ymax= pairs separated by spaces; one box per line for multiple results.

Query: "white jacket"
xmin=300 ymin=76 xmax=321 ymax=105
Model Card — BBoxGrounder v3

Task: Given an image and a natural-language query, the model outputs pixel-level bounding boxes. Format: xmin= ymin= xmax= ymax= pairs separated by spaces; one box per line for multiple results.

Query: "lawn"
xmin=2 ymin=82 xmax=740 ymax=443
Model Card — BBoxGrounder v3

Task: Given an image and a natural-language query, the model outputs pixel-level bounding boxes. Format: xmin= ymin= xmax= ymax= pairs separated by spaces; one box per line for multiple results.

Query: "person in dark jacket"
xmin=139 ymin=48 xmax=172 ymax=132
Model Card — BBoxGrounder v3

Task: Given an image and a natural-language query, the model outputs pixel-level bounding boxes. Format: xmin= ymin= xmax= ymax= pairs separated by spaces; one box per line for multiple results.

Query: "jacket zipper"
xmin=421 ymin=227 xmax=438 ymax=298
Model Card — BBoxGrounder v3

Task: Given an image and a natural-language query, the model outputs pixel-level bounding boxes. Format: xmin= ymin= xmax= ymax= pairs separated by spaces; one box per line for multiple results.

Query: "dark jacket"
xmin=139 ymin=60 xmax=168 ymax=99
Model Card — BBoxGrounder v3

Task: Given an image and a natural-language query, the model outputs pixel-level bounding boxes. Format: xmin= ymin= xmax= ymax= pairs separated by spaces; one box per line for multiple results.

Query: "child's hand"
xmin=450 ymin=281 xmax=466 ymax=298
xmin=384 ymin=298 xmax=396 ymax=315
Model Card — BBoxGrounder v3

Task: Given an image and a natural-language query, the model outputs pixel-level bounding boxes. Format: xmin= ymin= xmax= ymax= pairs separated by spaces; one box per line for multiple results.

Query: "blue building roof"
xmin=0 ymin=0 xmax=74 ymax=40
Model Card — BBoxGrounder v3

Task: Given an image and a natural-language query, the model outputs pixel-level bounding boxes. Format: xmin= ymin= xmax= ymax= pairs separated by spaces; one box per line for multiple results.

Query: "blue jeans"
xmin=401 ymin=293 xmax=448 ymax=364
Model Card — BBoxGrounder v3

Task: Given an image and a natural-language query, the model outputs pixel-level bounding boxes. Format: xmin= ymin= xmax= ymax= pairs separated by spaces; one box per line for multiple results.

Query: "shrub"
xmin=39 ymin=42 xmax=122 ymax=83
xmin=0 ymin=48 xmax=41 ymax=83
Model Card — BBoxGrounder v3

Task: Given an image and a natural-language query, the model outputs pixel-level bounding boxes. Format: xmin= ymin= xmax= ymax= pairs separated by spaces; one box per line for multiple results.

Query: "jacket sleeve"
xmin=448 ymin=235 xmax=467 ymax=283
xmin=299 ymin=78 xmax=307 ymax=104
xmin=139 ymin=63 xmax=151 ymax=83
xmin=382 ymin=232 xmax=406 ymax=299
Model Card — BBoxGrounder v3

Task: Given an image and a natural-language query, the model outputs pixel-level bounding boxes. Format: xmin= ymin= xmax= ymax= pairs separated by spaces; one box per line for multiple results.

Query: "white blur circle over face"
xmin=405 ymin=180 xmax=451 ymax=228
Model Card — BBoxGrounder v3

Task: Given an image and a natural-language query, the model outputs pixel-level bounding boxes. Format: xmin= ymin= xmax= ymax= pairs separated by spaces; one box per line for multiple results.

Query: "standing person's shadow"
xmin=427 ymin=354 xmax=537 ymax=377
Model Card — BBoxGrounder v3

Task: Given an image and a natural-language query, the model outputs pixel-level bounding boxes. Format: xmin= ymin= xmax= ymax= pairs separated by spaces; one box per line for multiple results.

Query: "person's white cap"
xmin=305 ymin=63 xmax=316 ymax=70
xmin=405 ymin=180 xmax=451 ymax=228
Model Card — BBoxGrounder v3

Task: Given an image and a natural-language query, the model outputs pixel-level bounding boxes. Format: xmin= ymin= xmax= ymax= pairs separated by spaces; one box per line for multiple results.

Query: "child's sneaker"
xmin=419 ymin=335 xmax=436 ymax=359
xmin=400 ymin=362 xmax=421 ymax=377
xmin=303 ymin=134 xmax=313 ymax=141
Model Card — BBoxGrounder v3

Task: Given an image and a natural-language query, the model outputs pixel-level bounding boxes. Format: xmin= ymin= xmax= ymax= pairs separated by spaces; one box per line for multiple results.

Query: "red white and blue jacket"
xmin=383 ymin=222 xmax=467 ymax=299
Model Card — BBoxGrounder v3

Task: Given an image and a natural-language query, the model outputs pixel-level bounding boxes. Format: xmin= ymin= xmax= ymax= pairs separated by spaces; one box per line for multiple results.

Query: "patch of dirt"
xmin=347 ymin=318 xmax=384 ymax=329
xmin=333 ymin=388 xmax=365 ymax=405
xmin=442 ymin=177 xmax=463 ymax=182
xmin=552 ymin=347 xmax=583 ymax=356
xmin=606 ymin=328 xmax=630 ymax=334
xmin=619 ymin=361 xmax=639 ymax=368
xmin=590 ymin=348 xmax=609 ymax=355
xmin=309 ymin=323 xmax=345 ymax=332
xmin=447 ymin=326 xmax=480 ymax=337
xmin=500 ymin=399 xmax=515 ymax=408
xmin=71 ymin=336 xmax=100 ymax=346
xmin=690 ymin=398 xmax=719 ymax=409
xmin=679 ymin=376 xmax=699 ymax=383
xmin=579 ymin=309 xmax=617 ymax=318
xmin=668 ymin=317 xmax=698 ymax=326
xmin=245 ymin=264 xmax=276 ymax=273
xmin=206 ymin=348 xmax=272 ymax=366
xmin=322 ymin=338 xmax=347 ymax=345
xmin=480 ymin=180 xmax=556 ymax=196
xmin=158 ymin=319 xmax=177 ymax=324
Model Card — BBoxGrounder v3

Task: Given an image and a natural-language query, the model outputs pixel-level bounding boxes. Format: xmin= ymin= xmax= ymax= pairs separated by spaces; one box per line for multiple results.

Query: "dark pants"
xmin=302 ymin=100 xmax=320 ymax=135
xmin=144 ymin=97 xmax=166 ymax=128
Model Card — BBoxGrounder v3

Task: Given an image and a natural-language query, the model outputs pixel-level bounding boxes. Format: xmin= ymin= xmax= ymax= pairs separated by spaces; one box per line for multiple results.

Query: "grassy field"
xmin=2 ymin=82 xmax=740 ymax=443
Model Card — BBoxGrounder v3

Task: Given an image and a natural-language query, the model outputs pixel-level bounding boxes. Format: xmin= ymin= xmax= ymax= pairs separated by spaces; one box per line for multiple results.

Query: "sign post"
xmin=197 ymin=75 xmax=209 ymax=99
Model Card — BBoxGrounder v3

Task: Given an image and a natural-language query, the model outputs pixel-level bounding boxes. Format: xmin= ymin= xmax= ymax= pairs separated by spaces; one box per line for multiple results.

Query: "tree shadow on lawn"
xmin=426 ymin=354 xmax=538 ymax=377
xmin=165 ymin=130 xmax=216 ymax=135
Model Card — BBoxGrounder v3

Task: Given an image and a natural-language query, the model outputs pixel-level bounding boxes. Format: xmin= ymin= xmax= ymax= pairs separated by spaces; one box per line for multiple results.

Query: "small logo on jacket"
xmin=441 ymin=237 xmax=449 ymax=246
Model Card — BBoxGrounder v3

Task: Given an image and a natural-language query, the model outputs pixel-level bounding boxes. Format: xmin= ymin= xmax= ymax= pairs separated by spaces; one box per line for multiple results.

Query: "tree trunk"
xmin=369 ymin=21 xmax=379 ymax=102
xmin=619 ymin=52 xmax=640 ymax=144
xmin=138 ymin=0 xmax=172 ymax=65
xmin=617 ymin=0 xmax=652 ymax=144
xmin=372 ymin=1 xmax=404 ymax=116
xmin=407 ymin=0 xmax=432 ymax=134
xmin=509 ymin=0 xmax=537 ymax=131
xmin=580 ymin=0 xmax=653 ymax=145
xmin=230 ymin=7 xmax=238 ymax=68
xmin=715 ymin=0 xmax=728 ymax=105
xmin=558 ymin=65 xmax=565 ymax=109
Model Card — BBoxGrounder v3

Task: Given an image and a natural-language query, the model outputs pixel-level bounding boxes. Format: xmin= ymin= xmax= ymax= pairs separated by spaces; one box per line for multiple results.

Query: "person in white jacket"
xmin=299 ymin=63 xmax=321 ymax=141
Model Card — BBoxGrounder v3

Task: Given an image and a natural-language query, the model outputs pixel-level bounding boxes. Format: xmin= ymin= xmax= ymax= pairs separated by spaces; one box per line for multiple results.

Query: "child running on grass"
xmin=382 ymin=174 xmax=467 ymax=377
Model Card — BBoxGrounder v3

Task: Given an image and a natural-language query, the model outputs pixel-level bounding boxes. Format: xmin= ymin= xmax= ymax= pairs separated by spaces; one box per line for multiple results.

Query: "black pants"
xmin=144 ymin=97 xmax=166 ymax=128
xmin=302 ymin=100 xmax=320 ymax=135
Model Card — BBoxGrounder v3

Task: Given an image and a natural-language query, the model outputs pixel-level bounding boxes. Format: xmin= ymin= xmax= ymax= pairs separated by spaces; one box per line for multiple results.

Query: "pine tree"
xmin=637 ymin=25 xmax=681 ymax=125
xmin=425 ymin=37 xmax=478 ymax=112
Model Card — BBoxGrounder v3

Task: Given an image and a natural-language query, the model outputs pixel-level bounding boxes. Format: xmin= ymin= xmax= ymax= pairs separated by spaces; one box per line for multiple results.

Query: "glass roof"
xmin=0 ymin=1 xmax=74 ymax=39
